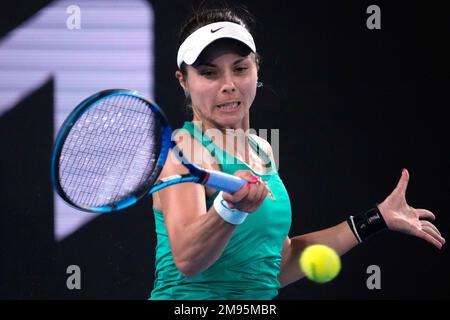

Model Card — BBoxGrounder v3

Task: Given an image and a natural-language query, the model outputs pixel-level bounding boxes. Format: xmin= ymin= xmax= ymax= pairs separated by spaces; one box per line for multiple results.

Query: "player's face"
xmin=184 ymin=44 xmax=258 ymax=130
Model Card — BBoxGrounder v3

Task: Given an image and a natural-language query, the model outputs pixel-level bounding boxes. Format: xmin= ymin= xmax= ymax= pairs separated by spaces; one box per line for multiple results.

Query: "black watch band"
xmin=347 ymin=205 xmax=388 ymax=243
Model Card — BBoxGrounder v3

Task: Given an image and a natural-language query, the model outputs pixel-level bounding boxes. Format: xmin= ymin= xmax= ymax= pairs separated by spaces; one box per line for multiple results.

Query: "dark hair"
xmin=177 ymin=5 xmax=261 ymax=117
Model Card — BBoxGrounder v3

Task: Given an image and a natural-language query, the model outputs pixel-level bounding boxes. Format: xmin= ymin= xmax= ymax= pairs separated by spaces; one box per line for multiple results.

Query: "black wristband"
xmin=347 ymin=205 xmax=388 ymax=243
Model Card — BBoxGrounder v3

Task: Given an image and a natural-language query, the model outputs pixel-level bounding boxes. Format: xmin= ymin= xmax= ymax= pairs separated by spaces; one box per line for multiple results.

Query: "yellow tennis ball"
xmin=299 ymin=244 xmax=341 ymax=283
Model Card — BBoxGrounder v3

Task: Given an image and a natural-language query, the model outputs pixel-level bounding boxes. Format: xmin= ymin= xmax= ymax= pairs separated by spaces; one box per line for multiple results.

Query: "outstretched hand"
xmin=377 ymin=169 xmax=446 ymax=249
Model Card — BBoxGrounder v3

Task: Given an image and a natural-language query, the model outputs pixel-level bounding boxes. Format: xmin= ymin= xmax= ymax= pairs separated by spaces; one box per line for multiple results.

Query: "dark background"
xmin=1 ymin=0 xmax=449 ymax=299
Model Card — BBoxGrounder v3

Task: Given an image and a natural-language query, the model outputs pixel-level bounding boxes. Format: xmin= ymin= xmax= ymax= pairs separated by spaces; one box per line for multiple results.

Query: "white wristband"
xmin=213 ymin=191 xmax=248 ymax=225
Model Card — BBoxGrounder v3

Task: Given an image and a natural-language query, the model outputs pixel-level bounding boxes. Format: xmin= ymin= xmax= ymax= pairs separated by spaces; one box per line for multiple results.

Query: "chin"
xmin=217 ymin=117 xmax=245 ymax=129
xmin=214 ymin=110 xmax=247 ymax=128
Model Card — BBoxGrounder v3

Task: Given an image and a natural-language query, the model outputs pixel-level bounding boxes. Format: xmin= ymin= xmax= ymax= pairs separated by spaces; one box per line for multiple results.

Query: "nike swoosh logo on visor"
xmin=211 ymin=27 xmax=224 ymax=33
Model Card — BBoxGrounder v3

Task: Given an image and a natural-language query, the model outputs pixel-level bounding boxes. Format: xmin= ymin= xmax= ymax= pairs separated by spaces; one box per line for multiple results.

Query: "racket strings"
xmin=59 ymin=94 xmax=161 ymax=208
xmin=61 ymin=96 xmax=155 ymax=205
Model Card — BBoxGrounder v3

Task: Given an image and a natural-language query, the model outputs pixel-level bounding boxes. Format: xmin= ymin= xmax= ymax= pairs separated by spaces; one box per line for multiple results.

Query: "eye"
xmin=199 ymin=69 xmax=216 ymax=77
xmin=235 ymin=66 xmax=248 ymax=73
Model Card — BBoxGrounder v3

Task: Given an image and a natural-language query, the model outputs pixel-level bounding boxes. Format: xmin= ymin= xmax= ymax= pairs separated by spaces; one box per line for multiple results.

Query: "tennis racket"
xmin=51 ymin=89 xmax=247 ymax=213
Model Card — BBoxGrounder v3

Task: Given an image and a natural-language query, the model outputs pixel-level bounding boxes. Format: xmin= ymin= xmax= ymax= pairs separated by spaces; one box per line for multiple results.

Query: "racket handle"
xmin=203 ymin=169 xmax=247 ymax=193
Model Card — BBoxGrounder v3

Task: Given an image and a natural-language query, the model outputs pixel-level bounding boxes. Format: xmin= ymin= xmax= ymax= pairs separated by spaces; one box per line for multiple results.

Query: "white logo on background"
xmin=66 ymin=265 xmax=81 ymax=289
xmin=66 ymin=5 xmax=81 ymax=30
xmin=366 ymin=5 xmax=381 ymax=30
xmin=366 ymin=264 xmax=381 ymax=289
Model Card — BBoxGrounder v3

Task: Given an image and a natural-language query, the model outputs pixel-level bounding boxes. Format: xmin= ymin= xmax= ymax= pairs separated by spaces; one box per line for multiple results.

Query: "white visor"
xmin=177 ymin=21 xmax=256 ymax=68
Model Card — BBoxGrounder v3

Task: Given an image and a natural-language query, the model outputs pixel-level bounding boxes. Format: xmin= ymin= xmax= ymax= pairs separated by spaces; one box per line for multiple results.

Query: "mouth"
xmin=216 ymin=101 xmax=241 ymax=112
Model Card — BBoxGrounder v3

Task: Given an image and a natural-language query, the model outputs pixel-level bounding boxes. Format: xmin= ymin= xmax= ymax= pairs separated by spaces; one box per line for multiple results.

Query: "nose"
xmin=220 ymin=72 xmax=236 ymax=93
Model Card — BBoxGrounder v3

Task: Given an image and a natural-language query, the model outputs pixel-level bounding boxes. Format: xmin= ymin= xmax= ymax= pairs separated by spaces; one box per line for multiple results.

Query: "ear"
xmin=175 ymin=70 xmax=187 ymax=92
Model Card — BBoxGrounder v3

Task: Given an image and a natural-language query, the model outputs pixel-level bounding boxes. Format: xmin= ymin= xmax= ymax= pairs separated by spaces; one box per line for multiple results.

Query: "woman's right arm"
xmin=156 ymin=144 xmax=267 ymax=278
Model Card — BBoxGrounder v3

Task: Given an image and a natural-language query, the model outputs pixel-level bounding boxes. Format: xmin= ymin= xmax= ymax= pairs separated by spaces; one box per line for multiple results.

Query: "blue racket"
xmin=51 ymin=89 xmax=247 ymax=213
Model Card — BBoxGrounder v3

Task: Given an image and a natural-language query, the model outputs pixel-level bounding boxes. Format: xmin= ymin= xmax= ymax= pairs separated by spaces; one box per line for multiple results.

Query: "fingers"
xmin=244 ymin=182 xmax=267 ymax=212
xmin=394 ymin=168 xmax=410 ymax=195
xmin=421 ymin=221 xmax=446 ymax=245
xmin=412 ymin=228 xmax=445 ymax=250
xmin=221 ymin=170 xmax=268 ymax=213
xmin=222 ymin=183 xmax=268 ymax=213
xmin=238 ymin=178 xmax=268 ymax=212
xmin=222 ymin=185 xmax=248 ymax=209
xmin=249 ymin=180 xmax=268 ymax=212
xmin=233 ymin=170 xmax=260 ymax=183
xmin=222 ymin=171 xmax=258 ymax=208
xmin=409 ymin=219 xmax=446 ymax=250
xmin=421 ymin=220 xmax=441 ymax=236
xmin=416 ymin=208 xmax=436 ymax=221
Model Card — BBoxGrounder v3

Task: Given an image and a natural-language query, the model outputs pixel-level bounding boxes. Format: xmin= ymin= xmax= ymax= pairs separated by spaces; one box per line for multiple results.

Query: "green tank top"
xmin=150 ymin=121 xmax=292 ymax=300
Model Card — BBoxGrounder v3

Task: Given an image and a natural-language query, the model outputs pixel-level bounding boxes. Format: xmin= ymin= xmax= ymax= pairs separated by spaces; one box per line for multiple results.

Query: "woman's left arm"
xmin=278 ymin=168 xmax=446 ymax=288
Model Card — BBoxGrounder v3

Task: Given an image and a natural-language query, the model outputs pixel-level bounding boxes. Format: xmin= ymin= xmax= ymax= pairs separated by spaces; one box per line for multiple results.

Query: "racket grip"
xmin=203 ymin=169 xmax=247 ymax=193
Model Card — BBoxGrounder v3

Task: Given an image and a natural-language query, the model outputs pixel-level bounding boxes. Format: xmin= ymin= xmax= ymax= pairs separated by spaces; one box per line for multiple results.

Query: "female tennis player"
xmin=149 ymin=6 xmax=445 ymax=300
